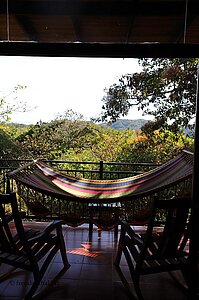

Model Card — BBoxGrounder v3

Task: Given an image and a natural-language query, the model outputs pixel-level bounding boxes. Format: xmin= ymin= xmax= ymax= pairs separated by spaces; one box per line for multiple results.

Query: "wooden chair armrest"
xmin=119 ymin=220 xmax=144 ymax=245
xmin=27 ymin=220 xmax=63 ymax=243
xmin=5 ymin=211 xmax=26 ymax=224
xmin=5 ymin=213 xmax=14 ymax=223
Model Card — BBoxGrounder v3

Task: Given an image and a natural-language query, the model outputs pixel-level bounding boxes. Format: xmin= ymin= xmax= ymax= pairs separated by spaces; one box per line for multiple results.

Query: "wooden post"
xmin=188 ymin=60 xmax=199 ymax=298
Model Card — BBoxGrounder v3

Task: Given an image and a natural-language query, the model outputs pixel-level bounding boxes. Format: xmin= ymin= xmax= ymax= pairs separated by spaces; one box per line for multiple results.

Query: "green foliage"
xmin=16 ymin=110 xmax=104 ymax=160
xmin=0 ymin=85 xmax=27 ymax=122
xmin=99 ymin=58 xmax=198 ymax=133
xmin=0 ymin=122 xmax=30 ymax=139
xmin=0 ymin=85 xmax=30 ymax=160
xmin=116 ymin=130 xmax=193 ymax=165
xmin=1 ymin=110 xmax=194 ymax=171
xmin=0 ymin=127 xmax=30 ymax=160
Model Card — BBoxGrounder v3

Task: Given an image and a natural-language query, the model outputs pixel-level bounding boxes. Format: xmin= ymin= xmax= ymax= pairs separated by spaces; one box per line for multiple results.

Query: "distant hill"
xmin=108 ymin=119 xmax=194 ymax=136
xmin=110 ymin=119 xmax=149 ymax=131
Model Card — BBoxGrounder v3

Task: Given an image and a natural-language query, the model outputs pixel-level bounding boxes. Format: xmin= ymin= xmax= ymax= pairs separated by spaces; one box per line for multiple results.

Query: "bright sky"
xmin=0 ymin=56 xmax=148 ymax=124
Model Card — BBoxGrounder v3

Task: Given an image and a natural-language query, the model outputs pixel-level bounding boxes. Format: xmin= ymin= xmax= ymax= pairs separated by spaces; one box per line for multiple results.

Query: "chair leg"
xmin=57 ymin=226 xmax=70 ymax=269
xmin=25 ymin=245 xmax=70 ymax=300
xmin=168 ymin=270 xmax=189 ymax=294
xmin=60 ymin=244 xmax=70 ymax=269
xmin=24 ymin=267 xmax=68 ymax=300
xmin=114 ymin=238 xmax=123 ymax=266
xmin=0 ymin=266 xmax=17 ymax=282
xmin=114 ymin=224 xmax=118 ymax=241
xmin=115 ymin=264 xmax=136 ymax=299
xmin=117 ymin=266 xmax=144 ymax=300
xmin=25 ymin=272 xmax=41 ymax=300
xmin=133 ymin=274 xmax=144 ymax=300
xmin=116 ymin=245 xmax=145 ymax=300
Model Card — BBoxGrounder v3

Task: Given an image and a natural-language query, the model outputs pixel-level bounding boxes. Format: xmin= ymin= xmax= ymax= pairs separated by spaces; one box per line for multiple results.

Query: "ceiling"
xmin=0 ymin=0 xmax=199 ymax=57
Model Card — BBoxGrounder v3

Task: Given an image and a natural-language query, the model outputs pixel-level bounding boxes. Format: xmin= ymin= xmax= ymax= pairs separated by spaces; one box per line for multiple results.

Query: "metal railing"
xmin=0 ymin=158 xmax=160 ymax=191
xmin=0 ymin=158 xmax=192 ymax=227
xmin=0 ymin=158 xmax=190 ymax=199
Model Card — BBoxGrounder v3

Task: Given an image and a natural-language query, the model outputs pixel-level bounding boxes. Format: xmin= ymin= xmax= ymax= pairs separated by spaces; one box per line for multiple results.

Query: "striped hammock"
xmin=8 ymin=150 xmax=193 ymax=203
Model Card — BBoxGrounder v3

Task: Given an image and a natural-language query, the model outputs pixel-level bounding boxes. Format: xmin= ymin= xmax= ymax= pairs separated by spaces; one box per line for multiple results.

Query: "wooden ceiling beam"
xmin=0 ymin=42 xmax=199 ymax=58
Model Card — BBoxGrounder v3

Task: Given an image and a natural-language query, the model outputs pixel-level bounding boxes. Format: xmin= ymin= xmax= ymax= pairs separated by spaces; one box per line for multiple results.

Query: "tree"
xmin=0 ymin=85 xmax=32 ymax=160
xmin=99 ymin=58 xmax=198 ymax=133
xmin=16 ymin=109 xmax=103 ymax=160
xmin=0 ymin=85 xmax=28 ymax=122
xmin=14 ymin=109 xmax=193 ymax=166
xmin=0 ymin=127 xmax=30 ymax=160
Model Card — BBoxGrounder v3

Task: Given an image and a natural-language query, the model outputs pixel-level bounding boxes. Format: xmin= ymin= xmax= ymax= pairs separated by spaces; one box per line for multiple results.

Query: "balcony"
xmin=0 ymin=156 xmax=197 ymax=299
xmin=0 ymin=157 xmax=192 ymax=225
xmin=0 ymin=221 xmax=190 ymax=300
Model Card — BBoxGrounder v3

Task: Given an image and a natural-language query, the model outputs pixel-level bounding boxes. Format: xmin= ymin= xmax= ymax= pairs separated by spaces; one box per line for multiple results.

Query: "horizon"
xmin=8 ymin=117 xmax=151 ymax=127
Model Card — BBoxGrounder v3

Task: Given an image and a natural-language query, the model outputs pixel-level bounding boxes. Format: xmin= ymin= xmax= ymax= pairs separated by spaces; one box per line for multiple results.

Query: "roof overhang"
xmin=0 ymin=42 xmax=199 ymax=58
xmin=0 ymin=0 xmax=199 ymax=58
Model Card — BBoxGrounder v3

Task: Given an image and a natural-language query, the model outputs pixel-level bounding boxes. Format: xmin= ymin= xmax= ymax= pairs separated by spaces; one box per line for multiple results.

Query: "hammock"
xmin=8 ymin=150 xmax=193 ymax=204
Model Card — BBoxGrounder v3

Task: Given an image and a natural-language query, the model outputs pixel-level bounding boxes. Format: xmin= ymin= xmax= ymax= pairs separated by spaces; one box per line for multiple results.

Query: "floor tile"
xmin=0 ymin=222 xmax=193 ymax=300
xmin=80 ymin=264 xmax=112 ymax=281
xmin=48 ymin=263 xmax=82 ymax=280
xmin=41 ymin=279 xmax=79 ymax=299
xmin=76 ymin=279 xmax=114 ymax=300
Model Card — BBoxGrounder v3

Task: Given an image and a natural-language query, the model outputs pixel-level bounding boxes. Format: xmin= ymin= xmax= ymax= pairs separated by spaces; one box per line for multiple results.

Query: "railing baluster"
xmin=99 ymin=160 xmax=103 ymax=180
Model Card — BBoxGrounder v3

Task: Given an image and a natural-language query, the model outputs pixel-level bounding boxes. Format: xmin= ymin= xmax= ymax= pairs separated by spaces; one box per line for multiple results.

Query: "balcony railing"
xmin=0 ymin=158 xmax=192 ymax=228
xmin=0 ymin=158 xmax=160 ymax=192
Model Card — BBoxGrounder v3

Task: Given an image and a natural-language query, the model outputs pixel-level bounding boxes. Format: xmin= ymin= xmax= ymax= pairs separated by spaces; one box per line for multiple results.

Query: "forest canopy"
xmin=0 ymin=112 xmax=193 ymax=165
xmin=98 ymin=58 xmax=197 ymax=134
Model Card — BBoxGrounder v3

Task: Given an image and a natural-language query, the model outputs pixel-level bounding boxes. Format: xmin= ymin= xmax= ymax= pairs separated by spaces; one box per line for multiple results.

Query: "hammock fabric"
xmin=8 ymin=150 xmax=193 ymax=204
xmin=24 ymin=200 xmax=52 ymax=218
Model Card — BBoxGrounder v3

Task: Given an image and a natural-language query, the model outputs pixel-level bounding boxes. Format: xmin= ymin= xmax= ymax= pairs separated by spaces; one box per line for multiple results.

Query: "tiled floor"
xmin=0 ymin=222 xmax=190 ymax=300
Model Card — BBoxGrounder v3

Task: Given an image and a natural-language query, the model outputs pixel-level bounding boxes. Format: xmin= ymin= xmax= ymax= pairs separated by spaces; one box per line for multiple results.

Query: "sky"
xmin=0 ymin=56 xmax=150 ymax=124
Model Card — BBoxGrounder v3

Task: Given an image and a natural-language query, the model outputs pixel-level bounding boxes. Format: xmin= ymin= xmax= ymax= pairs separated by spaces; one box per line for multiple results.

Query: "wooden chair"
xmin=0 ymin=192 xmax=70 ymax=299
xmin=114 ymin=196 xmax=191 ymax=300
